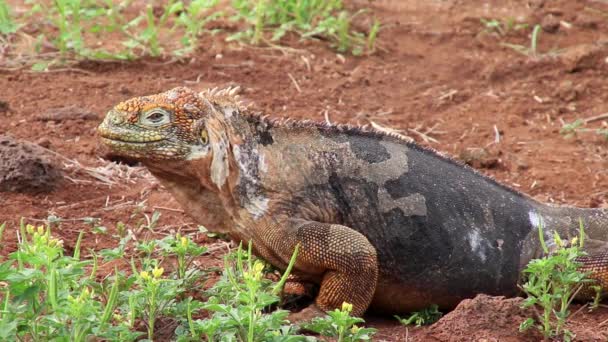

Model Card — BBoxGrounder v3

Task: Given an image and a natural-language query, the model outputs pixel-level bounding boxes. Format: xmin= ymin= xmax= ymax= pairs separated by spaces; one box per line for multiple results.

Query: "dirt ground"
xmin=3 ymin=0 xmax=608 ymax=340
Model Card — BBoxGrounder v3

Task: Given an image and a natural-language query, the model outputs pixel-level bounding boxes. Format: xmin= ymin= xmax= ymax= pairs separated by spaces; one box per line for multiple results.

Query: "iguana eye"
xmin=141 ymin=109 xmax=170 ymax=126
xmin=200 ymin=129 xmax=209 ymax=145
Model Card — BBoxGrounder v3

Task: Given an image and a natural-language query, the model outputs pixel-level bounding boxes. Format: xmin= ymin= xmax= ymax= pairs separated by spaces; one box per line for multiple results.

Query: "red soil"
xmin=2 ymin=0 xmax=608 ymax=340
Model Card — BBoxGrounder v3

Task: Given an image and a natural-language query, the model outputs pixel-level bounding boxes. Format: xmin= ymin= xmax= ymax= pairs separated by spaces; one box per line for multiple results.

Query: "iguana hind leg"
xmin=259 ymin=219 xmax=378 ymax=318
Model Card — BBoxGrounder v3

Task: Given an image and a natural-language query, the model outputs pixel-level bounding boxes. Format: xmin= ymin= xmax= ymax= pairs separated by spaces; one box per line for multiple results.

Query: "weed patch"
xmin=230 ymin=0 xmax=379 ymax=55
xmin=518 ymin=220 xmax=591 ymax=341
xmin=560 ymin=114 xmax=608 ymax=141
xmin=0 ymin=219 xmax=375 ymax=341
xmin=1 ymin=0 xmax=377 ymax=70
xmin=302 ymin=302 xmax=377 ymax=341
xmin=394 ymin=304 xmax=443 ymax=327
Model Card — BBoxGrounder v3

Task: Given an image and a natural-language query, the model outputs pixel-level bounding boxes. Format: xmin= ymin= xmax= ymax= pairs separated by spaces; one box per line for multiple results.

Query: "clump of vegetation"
xmin=1 ymin=0 xmax=378 ymax=70
xmin=188 ymin=242 xmax=304 ymax=341
xmin=479 ymin=17 xmax=558 ymax=58
xmin=230 ymin=0 xmax=380 ymax=55
xmin=302 ymin=302 xmax=377 ymax=341
xmin=0 ymin=0 xmax=18 ymax=35
xmin=9 ymin=0 xmax=222 ymax=70
xmin=0 ymin=218 xmax=375 ymax=341
xmin=560 ymin=114 xmax=608 ymax=141
xmin=500 ymin=24 xmax=544 ymax=58
xmin=394 ymin=304 xmax=443 ymax=327
xmin=518 ymin=220 xmax=591 ymax=341
xmin=480 ymin=17 xmax=528 ymax=37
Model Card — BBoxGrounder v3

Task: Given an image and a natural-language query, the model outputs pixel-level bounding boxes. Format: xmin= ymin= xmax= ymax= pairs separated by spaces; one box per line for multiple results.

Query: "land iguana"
xmin=97 ymin=86 xmax=608 ymax=319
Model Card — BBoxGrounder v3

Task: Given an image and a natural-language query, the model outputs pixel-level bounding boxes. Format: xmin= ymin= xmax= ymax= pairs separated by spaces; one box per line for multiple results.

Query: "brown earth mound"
xmin=0 ymin=135 xmax=62 ymax=193
xmin=414 ymin=295 xmax=538 ymax=342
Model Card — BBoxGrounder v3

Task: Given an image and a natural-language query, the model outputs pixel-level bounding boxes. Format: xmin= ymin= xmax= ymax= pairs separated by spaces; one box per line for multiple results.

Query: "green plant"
xmin=0 ymin=219 xmax=210 ymax=341
xmin=518 ymin=220 xmax=591 ymax=341
xmin=501 ymin=24 xmax=544 ymax=58
xmin=137 ymin=265 xmax=166 ymax=339
xmin=174 ymin=0 xmax=223 ymax=55
xmin=183 ymin=242 xmax=310 ymax=341
xmin=589 ymin=285 xmax=602 ymax=311
xmin=0 ymin=0 xmax=17 ymax=35
xmin=1 ymin=218 xmax=378 ymax=341
xmin=122 ymin=2 xmax=177 ymax=57
xmin=394 ymin=304 xmax=443 ymax=327
xmin=560 ymin=116 xmax=608 ymax=141
xmin=230 ymin=0 xmax=378 ymax=55
xmin=158 ymin=233 xmax=208 ymax=280
xmin=480 ymin=17 xmax=528 ymax=36
xmin=302 ymin=302 xmax=376 ymax=342
xmin=0 ymin=222 xmax=102 ymax=340
xmin=5 ymin=0 xmax=224 ymax=68
xmin=560 ymin=118 xmax=585 ymax=138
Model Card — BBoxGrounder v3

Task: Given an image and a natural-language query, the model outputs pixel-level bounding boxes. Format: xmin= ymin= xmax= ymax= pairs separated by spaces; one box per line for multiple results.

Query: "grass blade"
xmin=100 ymin=267 xmax=120 ymax=327
xmin=272 ymin=243 xmax=299 ymax=295
xmin=73 ymin=231 xmax=85 ymax=260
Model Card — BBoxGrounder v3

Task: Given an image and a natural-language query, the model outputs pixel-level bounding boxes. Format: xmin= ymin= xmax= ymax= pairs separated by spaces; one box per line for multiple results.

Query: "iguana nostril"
xmin=111 ymin=115 xmax=123 ymax=125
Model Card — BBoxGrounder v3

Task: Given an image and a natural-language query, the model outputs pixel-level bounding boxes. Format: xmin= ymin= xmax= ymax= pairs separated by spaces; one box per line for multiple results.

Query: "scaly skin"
xmin=98 ymin=86 xmax=608 ymax=318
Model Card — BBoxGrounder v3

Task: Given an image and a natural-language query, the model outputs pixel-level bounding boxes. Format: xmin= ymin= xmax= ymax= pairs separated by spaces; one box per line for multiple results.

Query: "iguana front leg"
xmin=255 ymin=218 xmax=379 ymax=318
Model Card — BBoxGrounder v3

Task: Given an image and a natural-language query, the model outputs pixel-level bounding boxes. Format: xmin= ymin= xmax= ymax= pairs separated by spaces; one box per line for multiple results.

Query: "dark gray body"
xmin=237 ymin=119 xmax=607 ymax=312
xmin=320 ymin=139 xmax=537 ymax=310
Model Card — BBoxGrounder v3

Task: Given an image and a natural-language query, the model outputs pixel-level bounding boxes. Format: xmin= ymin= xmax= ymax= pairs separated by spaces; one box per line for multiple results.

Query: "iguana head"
xmin=98 ymin=87 xmax=210 ymax=160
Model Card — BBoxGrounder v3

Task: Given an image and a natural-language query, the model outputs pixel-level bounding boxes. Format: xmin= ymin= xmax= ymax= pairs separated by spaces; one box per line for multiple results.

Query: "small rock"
xmin=516 ymin=159 xmax=530 ymax=171
xmin=0 ymin=135 xmax=63 ymax=193
xmin=554 ymin=80 xmax=581 ymax=102
xmin=119 ymin=85 xmax=132 ymax=95
xmin=459 ymin=147 xmax=500 ymax=169
xmin=541 ymin=14 xmax=560 ymax=33
xmin=575 ymin=12 xmax=601 ymax=29
xmin=0 ymin=100 xmax=9 ymax=113
xmin=559 ymin=43 xmax=606 ymax=72
xmin=35 ymin=137 xmax=51 ymax=149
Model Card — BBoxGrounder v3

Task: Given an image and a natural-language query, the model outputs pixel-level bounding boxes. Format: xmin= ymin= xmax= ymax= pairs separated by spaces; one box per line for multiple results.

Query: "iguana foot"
xmin=287 ymin=304 xmax=326 ymax=323
xmin=284 ymin=280 xmax=316 ymax=297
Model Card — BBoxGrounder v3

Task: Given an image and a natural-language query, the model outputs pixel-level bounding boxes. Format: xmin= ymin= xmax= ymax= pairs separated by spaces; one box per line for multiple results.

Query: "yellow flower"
xmin=570 ymin=237 xmax=578 ymax=247
xmin=152 ymin=267 xmax=164 ymax=279
xmin=553 ymin=232 xmax=564 ymax=248
xmin=180 ymin=236 xmax=188 ymax=248
xmin=80 ymin=287 xmax=91 ymax=300
xmin=253 ymin=261 xmax=265 ymax=274
xmin=26 ymin=224 xmax=35 ymax=235
xmin=341 ymin=302 xmax=353 ymax=313
xmin=251 ymin=261 xmax=265 ymax=281
xmin=140 ymin=271 xmax=151 ymax=281
xmin=49 ymin=238 xmax=63 ymax=248
xmin=351 ymin=325 xmax=360 ymax=334
xmin=37 ymin=225 xmax=45 ymax=235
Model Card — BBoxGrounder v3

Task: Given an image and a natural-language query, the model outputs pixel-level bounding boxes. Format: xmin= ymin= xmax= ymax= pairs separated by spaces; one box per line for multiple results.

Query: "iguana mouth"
xmin=100 ymin=137 xmax=165 ymax=145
